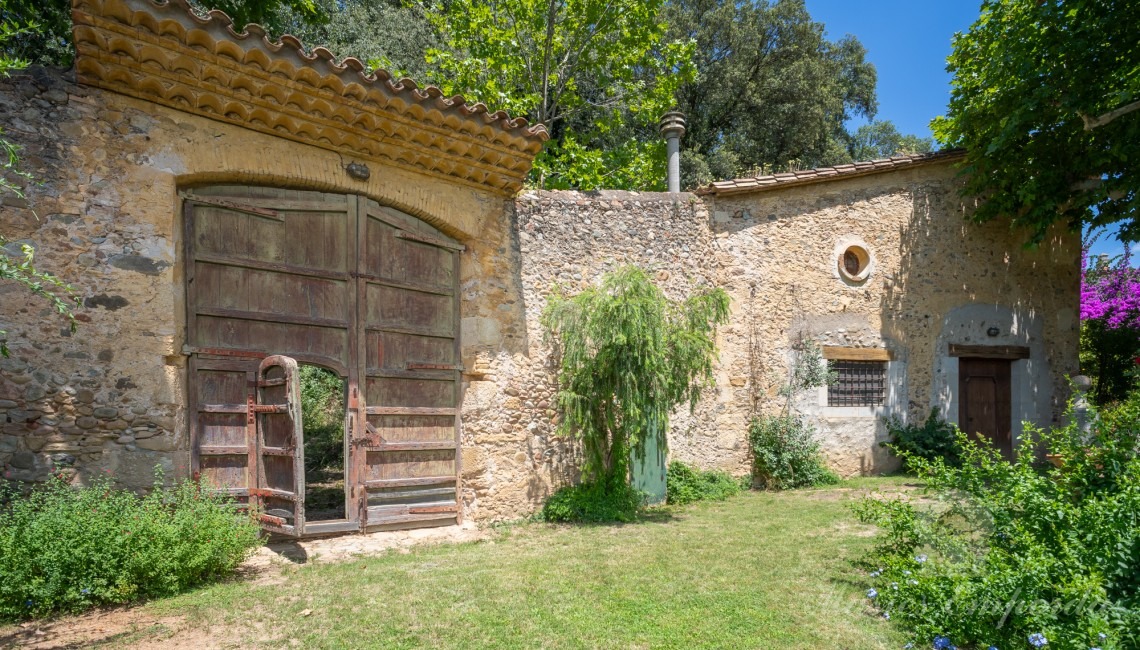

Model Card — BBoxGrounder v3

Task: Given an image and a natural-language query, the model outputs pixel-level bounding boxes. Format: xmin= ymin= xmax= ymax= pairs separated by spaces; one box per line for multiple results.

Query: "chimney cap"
xmin=659 ymin=111 xmax=686 ymax=138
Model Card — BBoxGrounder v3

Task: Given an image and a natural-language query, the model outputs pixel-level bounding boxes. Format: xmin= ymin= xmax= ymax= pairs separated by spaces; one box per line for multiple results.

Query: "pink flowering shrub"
xmin=1081 ymin=246 xmax=1140 ymax=329
xmin=1081 ymin=245 xmax=1140 ymax=404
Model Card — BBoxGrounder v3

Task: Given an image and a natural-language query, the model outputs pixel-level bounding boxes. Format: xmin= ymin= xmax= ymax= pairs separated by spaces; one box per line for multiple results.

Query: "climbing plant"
xmin=541 ymin=266 xmax=729 ymax=491
xmin=748 ymin=337 xmax=839 ymax=489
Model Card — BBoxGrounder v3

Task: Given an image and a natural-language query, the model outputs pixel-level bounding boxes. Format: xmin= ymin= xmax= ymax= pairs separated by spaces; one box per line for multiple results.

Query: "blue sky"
xmin=805 ymin=0 xmax=1124 ymax=259
xmin=804 ymin=0 xmax=979 ymax=139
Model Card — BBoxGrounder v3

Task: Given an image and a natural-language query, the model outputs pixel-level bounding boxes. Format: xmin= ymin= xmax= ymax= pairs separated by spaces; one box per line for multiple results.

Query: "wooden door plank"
xmin=366 ymin=406 xmax=457 ymax=416
xmin=350 ymin=193 xmax=368 ymax=529
xmin=197 ymin=306 xmax=350 ymax=330
xmin=364 ymin=475 xmax=458 ymax=489
xmin=195 ymin=252 xmax=351 ymax=282
xmin=366 ymin=441 xmax=457 ymax=451
xmin=450 ymin=248 xmax=463 ymax=523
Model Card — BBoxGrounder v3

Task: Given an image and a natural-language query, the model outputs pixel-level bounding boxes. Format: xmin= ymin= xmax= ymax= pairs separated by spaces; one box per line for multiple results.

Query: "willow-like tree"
xmin=541 ymin=266 xmax=730 ymax=491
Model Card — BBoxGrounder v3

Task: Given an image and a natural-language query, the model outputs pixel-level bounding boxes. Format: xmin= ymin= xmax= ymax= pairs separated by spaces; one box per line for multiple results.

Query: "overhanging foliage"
xmin=933 ymin=0 xmax=1140 ymax=244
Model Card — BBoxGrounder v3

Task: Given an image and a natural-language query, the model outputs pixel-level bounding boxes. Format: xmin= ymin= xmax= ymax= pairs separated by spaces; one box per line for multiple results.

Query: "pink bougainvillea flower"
xmin=1082 ymin=246 xmax=1140 ymax=330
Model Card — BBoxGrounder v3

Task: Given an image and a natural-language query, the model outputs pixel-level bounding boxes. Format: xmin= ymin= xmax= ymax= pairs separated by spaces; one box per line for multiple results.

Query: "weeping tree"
xmin=541 ymin=266 xmax=730 ymax=492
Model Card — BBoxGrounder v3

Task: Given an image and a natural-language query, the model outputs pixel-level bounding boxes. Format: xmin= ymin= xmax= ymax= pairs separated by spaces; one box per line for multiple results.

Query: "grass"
xmin=108 ymin=477 xmax=916 ymax=649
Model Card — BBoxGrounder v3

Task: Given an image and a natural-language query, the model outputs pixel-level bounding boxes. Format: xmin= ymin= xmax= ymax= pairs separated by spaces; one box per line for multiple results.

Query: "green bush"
xmin=541 ymin=481 xmax=645 ymax=523
xmin=665 ymin=461 xmax=745 ymax=505
xmin=0 ymin=472 xmax=261 ymax=620
xmin=881 ymin=407 xmax=960 ymax=472
xmin=851 ymin=392 xmax=1140 ymax=649
xmin=748 ymin=414 xmax=839 ymax=490
xmin=299 ymin=364 xmax=346 ymax=474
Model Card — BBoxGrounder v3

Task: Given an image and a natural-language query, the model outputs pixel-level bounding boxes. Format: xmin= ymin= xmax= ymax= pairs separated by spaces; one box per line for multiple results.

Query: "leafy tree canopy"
xmin=1 ymin=0 xmax=325 ymax=66
xmin=667 ymin=0 xmax=879 ymax=187
xmin=278 ymin=0 xmax=440 ymax=81
xmin=847 ymin=120 xmax=933 ymax=162
xmin=419 ymin=0 xmax=695 ymax=190
xmin=932 ymin=0 xmax=1140 ymax=244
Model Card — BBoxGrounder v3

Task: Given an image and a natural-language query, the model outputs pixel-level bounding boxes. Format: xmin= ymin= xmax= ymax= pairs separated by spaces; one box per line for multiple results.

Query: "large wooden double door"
xmin=184 ymin=186 xmax=463 ymax=536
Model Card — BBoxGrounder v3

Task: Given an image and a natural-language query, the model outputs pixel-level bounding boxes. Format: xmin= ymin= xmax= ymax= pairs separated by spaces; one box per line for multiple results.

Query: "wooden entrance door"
xmin=958 ymin=358 xmax=1013 ymax=460
xmin=358 ymin=199 xmax=463 ymax=528
xmin=184 ymin=186 xmax=462 ymax=535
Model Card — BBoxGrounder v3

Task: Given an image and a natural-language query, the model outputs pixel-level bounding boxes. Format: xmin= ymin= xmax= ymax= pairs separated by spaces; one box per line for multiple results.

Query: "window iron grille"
xmin=828 ymin=360 xmax=886 ymax=407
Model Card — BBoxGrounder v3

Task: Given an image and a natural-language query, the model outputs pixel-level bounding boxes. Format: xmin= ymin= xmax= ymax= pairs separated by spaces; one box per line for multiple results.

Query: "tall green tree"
xmin=422 ymin=0 xmax=695 ymax=190
xmin=932 ymin=0 xmax=1140 ymax=244
xmin=847 ymin=120 xmax=934 ymax=162
xmin=666 ymin=0 xmax=878 ymax=188
xmin=1 ymin=0 xmax=325 ymax=66
xmin=541 ymin=267 xmax=729 ymax=490
xmin=278 ymin=0 xmax=440 ymax=80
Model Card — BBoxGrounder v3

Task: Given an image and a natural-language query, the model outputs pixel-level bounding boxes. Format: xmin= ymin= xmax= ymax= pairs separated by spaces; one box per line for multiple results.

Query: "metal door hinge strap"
xmin=181 ymin=194 xmax=284 ymax=221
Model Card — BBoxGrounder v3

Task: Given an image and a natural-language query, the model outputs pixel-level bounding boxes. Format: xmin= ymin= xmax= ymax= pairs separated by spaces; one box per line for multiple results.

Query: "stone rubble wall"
xmin=463 ymin=172 xmax=1078 ymax=514
xmin=706 ymin=173 xmax=1080 ymax=475
xmin=0 ymin=68 xmax=183 ymax=486
xmin=0 ymin=66 xmax=1080 ymax=524
xmin=0 ymin=67 xmax=510 ymax=493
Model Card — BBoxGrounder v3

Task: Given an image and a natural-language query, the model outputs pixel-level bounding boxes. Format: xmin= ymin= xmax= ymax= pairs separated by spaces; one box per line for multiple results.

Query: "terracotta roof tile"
xmin=696 ymin=150 xmax=966 ymax=196
xmin=71 ymin=0 xmax=548 ymax=194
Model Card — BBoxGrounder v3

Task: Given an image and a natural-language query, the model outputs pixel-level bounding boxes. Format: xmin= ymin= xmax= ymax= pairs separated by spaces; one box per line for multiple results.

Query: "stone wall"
xmin=705 ymin=170 xmax=1080 ymax=474
xmin=461 ymin=171 xmax=1079 ymax=513
xmin=0 ymin=67 xmax=512 ymax=492
xmin=0 ymin=66 xmax=1080 ymax=524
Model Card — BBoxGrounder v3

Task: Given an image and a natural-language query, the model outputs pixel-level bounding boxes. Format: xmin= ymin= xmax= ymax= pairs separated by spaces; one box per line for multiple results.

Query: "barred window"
xmin=828 ymin=360 xmax=886 ymax=407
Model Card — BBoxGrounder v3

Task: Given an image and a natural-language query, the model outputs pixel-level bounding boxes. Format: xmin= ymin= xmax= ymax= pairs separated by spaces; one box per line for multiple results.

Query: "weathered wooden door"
xmin=357 ymin=198 xmax=463 ymax=528
xmin=188 ymin=355 xmax=258 ymax=510
xmin=959 ymin=358 xmax=1013 ymax=460
xmin=253 ymin=355 xmax=306 ymax=536
xmin=185 ymin=186 xmax=462 ymax=534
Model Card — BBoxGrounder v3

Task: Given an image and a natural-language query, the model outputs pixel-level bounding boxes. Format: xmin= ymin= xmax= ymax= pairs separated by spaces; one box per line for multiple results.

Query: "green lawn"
xmin=112 ymin=477 xmax=915 ymax=649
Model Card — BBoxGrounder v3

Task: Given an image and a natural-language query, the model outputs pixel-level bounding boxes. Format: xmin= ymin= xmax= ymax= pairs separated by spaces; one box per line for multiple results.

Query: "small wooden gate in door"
xmin=958 ymin=357 xmax=1013 ymax=460
xmin=188 ymin=354 xmax=306 ymax=535
xmin=185 ymin=186 xmax=462 ymax=535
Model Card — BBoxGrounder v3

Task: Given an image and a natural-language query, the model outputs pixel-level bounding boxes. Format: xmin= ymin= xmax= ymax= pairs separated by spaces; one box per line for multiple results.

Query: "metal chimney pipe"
xmin=659 ymin=111 xmax=686 ymax=193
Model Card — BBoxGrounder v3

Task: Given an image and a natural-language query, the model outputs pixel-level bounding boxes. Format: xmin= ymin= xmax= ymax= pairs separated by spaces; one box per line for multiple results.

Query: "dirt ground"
xmin=0 ymin=523 xmax=484 ymax=650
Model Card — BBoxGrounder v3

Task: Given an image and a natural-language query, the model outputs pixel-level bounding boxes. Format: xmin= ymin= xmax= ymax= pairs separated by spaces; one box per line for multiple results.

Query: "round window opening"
xmin=838 ymin=244 xmax=872 ymax=282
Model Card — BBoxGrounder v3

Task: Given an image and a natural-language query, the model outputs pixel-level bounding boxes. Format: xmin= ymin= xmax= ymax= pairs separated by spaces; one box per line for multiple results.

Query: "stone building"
xmin=0 ymin=0 xmax=1078 ymax=533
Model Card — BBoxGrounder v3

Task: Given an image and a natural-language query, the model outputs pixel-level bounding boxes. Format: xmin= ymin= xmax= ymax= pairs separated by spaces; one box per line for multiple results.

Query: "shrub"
xmin=541 ymin=481 xmax=645 ymax=523
xmin=881 ymin=407 xmax=960 ymax=472
xmin=748 ymin=414 xmax=839 ymax=490
xmin=0 ymin=472 xmax=261 ymax=620
xmin=299 ymin=364 xmax=346 ymax=474
xmin=665 ymin=461 xmax=745 ymax=505
xmin=851 ymin=392 xmax=1140 ymax=650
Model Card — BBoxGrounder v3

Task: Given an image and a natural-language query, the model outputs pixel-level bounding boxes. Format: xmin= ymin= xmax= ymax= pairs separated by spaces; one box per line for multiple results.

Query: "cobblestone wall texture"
xmin=1 ymin=68 xmax=1079 ymax=523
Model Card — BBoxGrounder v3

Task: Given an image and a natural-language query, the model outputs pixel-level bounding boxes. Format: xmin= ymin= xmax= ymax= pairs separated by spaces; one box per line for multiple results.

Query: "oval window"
xmin=838 ymin=244 xmax=872 ymax=282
